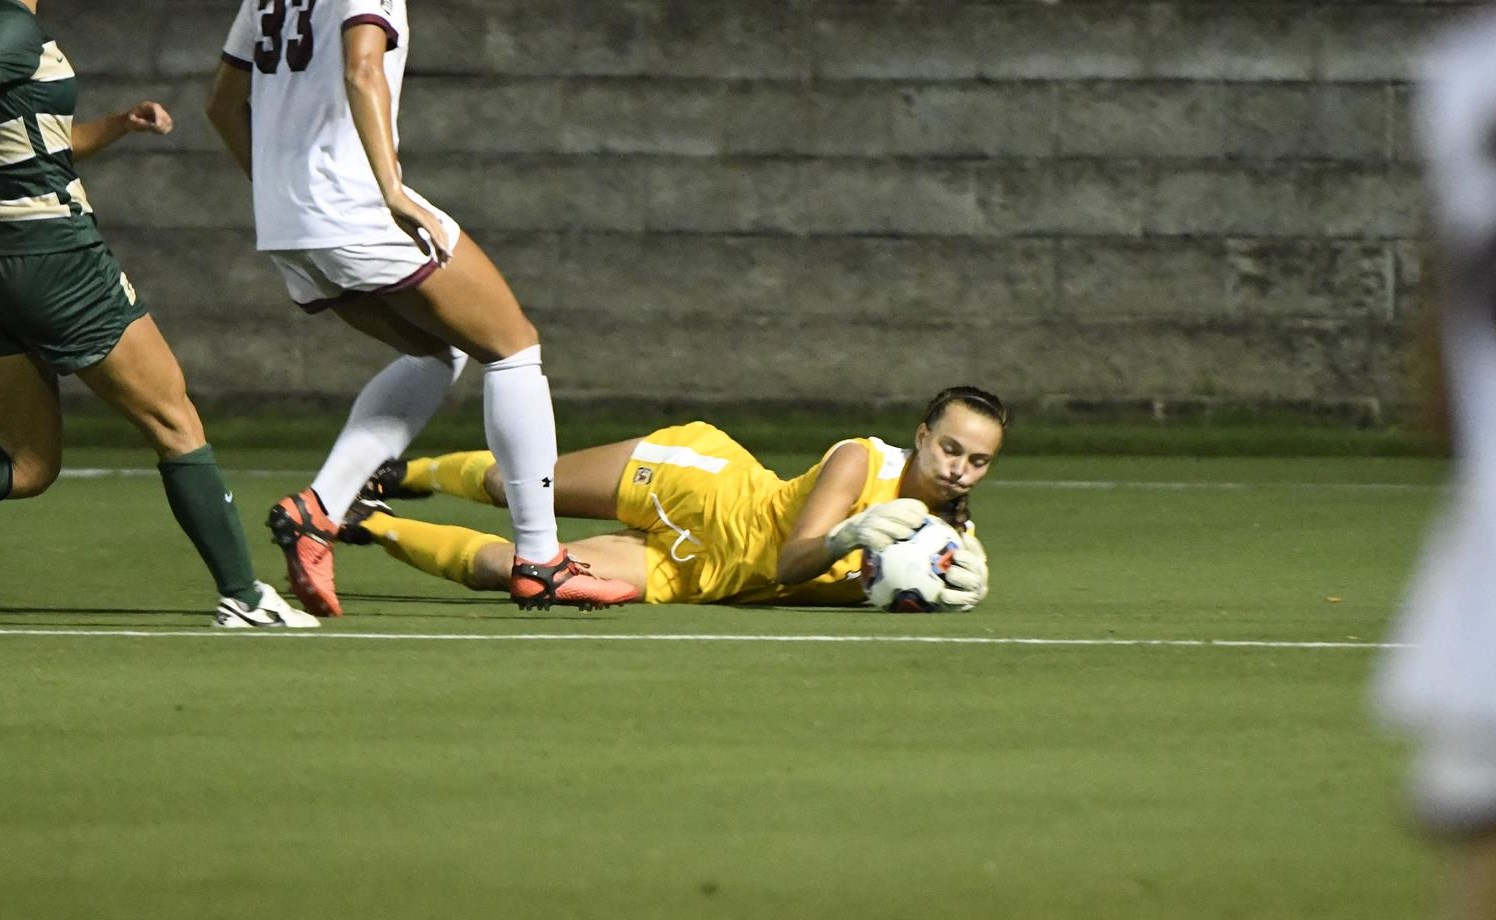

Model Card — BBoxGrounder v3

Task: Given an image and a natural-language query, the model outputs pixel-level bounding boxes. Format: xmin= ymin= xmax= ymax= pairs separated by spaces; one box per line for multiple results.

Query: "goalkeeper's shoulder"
xmin=819 ymin=437 xmax=873 ymax=466
xmin=812 ymin=439 xmax=872 ymax=490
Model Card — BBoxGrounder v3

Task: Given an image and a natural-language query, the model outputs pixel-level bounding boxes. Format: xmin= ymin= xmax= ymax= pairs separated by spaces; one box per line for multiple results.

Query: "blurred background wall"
xmin=53 ymin=0 xmax=1465 ymax=416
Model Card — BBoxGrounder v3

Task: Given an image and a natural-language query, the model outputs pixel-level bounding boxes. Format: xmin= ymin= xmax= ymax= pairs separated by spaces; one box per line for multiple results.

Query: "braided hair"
xmin=918 ymin=386 xmax=1008 ymax=529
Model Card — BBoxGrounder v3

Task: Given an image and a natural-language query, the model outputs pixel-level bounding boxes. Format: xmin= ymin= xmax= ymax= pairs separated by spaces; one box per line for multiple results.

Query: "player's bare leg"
xmin=381 ymin=232 xmax=536 ymax=362
xmin=0 ymin=352 xmax=61 ymax=499
xmin=469 ymin=531 xmax=648 ymax=596
xmin=383 ymin=233 xmax=638 ymax=609
xmin=270 ymin=295 xmax=461 ymax=617
xmin=370 ymin=438 xmax=641 ymax=518
xmin=75 ymin=314 xmax=204 ymax=458
xmin=480 ymin=439 xmax=642 ymax=519
xmin=73 ymin=315 xmax=312 ymax=626
xmin=333 ymin=292 xmax=453 ymax=358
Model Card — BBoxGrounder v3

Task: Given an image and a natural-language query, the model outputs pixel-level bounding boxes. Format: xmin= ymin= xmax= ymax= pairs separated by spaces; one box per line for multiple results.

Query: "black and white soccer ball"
xmin=859 ymin=516 xmax=963 ymax=613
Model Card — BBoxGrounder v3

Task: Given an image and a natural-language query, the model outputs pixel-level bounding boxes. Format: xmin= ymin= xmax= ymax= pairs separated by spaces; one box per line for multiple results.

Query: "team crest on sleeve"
xmin=633 ymin=467 xmax=654 ymax=485
xmin=118 ymin=272 xmax=137 ymax=305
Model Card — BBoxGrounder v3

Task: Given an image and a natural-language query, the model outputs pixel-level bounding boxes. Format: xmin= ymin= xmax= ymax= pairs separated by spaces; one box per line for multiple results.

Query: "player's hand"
xmin=122 ymin=101 xmax=172 ymax=135
xmin=386 ymin=191 xmax=452 ymax=265
xmin=826 ymin=498 xmax=929 ymax=557
xmin=937 ymin=531 xmax=988 ymax=611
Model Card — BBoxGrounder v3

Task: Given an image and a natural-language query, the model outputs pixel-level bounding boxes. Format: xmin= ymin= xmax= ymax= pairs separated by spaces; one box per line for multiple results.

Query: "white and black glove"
xmin=937 ymin=531 xmax=989 ymax=611
xmin=825 ymin=498 xmax=930 ymax=558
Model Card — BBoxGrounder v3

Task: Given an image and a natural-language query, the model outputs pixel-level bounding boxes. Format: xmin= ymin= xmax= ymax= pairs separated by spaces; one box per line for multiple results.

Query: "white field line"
xmin=57 ymin=468 xmax=1444 ymax=492
xmin=0 ymin=629 xmax=1404 ymax=649
xmin=61 ymin=468 xmax=297 ymax=479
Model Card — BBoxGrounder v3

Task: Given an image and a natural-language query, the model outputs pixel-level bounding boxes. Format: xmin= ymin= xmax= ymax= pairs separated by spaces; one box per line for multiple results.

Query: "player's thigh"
xmin=0 ymin=352 xmax=61 ymax=497
xmin=383 ymin=233 xmax=537 ymax=363
xmin=75 ymin=314 xmax=205 ymax=457
xmin=330 ymin=292 xmax=449 ymax=356
xmin=269 ymin=250 xmax=449 ymax=355
xmin=565 ymin=531 xmax=649 ymax=591
xmin=483 ymin=438 xmax=642 ymax=518
xmin=470 ymin=529 xmax=648 ymax=591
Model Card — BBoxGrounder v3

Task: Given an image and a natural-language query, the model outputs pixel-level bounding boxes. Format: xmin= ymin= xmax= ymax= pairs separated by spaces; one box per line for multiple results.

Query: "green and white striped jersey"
xmin=0 ymin=0 xmax=100 ymax=254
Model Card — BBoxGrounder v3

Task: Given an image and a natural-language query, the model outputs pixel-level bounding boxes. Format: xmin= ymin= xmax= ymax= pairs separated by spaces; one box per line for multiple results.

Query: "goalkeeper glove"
xmin=937 ymin=531 xmax=989 ymax=611
xmin=825 ymin=498 xmax=929 ymax=558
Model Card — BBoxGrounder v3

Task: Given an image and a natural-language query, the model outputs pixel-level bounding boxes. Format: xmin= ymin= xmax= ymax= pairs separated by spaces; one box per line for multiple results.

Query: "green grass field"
xmin=0 ymin=447 xmax=1451 ymax=919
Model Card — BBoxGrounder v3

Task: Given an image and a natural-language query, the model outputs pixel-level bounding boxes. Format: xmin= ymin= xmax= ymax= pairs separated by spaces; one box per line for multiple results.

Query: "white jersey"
xmin=1374 ymin=8 xmax=1496 ymax=826
xmin=222 ymin=0 xmax=412 ymax=250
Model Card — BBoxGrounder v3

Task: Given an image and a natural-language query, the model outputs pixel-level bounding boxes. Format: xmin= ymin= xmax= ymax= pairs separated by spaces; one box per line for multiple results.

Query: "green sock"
xmin=158 ymin=445 xmax=259 ymax=606
xmin=0 ymin=445 xmax=11 ymax=501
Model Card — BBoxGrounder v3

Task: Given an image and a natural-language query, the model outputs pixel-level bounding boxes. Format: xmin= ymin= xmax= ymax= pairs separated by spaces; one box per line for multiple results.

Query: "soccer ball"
xmin=860 ymin=516 xmax=963 ymax=613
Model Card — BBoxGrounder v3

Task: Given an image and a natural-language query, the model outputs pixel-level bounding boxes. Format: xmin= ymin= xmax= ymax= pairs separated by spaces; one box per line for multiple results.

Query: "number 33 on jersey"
xmin=221 ymin=0 xmax=414 ymax=251
xmin=253 ymin=0 xmax=318 ymax=73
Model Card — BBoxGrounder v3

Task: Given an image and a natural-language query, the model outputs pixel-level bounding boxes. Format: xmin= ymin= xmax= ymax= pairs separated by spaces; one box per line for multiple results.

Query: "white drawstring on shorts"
xmin=649 ymin=492 xmax=703 ymax=563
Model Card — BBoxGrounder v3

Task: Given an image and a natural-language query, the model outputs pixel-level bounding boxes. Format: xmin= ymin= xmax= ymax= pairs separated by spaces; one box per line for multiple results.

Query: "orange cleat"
xmin=267 ymin=488 xmax=343 ymax=617
xmin=510 ymin=548 xmax=640 ymax=611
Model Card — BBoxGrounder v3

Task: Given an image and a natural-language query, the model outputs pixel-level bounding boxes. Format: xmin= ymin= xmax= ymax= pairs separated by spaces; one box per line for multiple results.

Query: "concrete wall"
xmin=52 ymin=0 xmax=1473 ymax=414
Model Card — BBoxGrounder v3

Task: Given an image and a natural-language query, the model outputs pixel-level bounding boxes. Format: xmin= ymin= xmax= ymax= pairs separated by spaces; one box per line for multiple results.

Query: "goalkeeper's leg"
xmin=345 ymin=501 xmax=647 ymax=597
xmin=368 ymin=451 xmax=496 ymax=504
xmin=384 ymin=438 xmax=644 ymax=521
xmin=466 ymin=530 xmax=646 ymax=595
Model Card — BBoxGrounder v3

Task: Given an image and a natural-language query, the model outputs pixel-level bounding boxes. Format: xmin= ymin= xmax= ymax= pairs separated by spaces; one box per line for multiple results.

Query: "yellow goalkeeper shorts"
xmin=614 ymin=422 xmax=780 ymax=604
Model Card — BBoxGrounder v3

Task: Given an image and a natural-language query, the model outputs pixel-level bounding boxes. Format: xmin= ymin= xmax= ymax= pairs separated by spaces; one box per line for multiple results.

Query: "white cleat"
xmin=213 ymin=581 xmax=320 ymax=629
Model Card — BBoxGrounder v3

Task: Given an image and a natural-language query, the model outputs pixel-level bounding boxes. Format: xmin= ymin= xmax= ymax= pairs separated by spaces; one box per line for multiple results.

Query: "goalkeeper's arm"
xmin=775 ymin=442 xmax=926 ymax=586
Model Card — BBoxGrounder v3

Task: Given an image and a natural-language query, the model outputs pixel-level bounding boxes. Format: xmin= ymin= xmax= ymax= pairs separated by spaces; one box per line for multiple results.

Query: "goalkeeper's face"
xmin=912 ymin=403 xmax=1005 ymax=501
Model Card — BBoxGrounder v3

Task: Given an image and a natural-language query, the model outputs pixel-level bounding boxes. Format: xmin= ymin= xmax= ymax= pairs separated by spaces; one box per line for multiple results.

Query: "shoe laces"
xmin=542 ymin=555 xmax=592 ymax=584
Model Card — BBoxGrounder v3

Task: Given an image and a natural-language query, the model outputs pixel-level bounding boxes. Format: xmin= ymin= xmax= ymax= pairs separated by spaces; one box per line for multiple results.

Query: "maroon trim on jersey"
xmin=342 ymin=14 xmax=399 ymax=51
xmin=372 ymin=259 xmax=438 ymax=295
xmin=221 ymin=52 xmax=252 ymax=72
xmin=295 ymin=290 xmax=360 ymax=315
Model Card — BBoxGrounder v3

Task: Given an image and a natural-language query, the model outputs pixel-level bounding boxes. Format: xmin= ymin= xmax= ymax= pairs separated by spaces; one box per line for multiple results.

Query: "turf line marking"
xmin=58 ymin=468 xmax=1442 ymax=492
xmin=0 ymin=629 xmax=1403 ymax=649
xmin=61 ymin=468 xmax=298 ymax=479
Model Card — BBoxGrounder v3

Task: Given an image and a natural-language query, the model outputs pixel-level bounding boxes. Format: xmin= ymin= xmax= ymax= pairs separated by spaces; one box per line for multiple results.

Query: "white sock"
xmin=311 ymin=348 xmax=467 ymax=524
xmin=482 ymin=345 xmax=560 ymax=562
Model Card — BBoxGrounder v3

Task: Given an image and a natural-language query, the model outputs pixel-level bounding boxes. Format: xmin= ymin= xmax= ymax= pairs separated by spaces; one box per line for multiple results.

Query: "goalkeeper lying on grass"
xmin=340 ymin=386 xmax=1003 ymax=609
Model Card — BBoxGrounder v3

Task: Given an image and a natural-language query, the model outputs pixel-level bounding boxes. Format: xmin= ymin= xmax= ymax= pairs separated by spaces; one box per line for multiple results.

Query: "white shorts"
xmin=266 ymin=190 xmax=461 ymax=315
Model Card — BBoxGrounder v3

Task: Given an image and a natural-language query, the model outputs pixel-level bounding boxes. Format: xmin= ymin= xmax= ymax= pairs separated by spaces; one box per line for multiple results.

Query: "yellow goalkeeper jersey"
xmin=614 ymin=422 xmax=911 ymax=605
